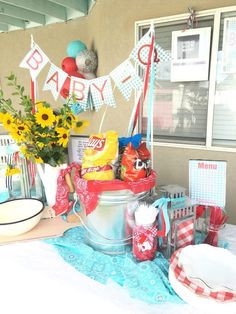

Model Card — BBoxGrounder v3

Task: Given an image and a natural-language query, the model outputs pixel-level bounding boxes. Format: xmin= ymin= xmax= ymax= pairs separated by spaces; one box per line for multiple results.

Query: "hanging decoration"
xmin=110 ymin=59 xmax=143 ymax=101
xmin=69 ymin=76 xmax=90 ymax=110
xmin=43 ymin=63 xmax=68 ymax=100
xmin=89 ymin=75 xmax=115 ymax=111
xmin=19 ymin=27 xmax=169 ymax=113
xmin=19 ymin=43 xmax=49 ymax=80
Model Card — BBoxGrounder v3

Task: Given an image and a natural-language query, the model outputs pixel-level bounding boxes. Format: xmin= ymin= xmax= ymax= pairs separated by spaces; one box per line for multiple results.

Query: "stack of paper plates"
xmin=169 ymin=244 xmax=236 ymax=313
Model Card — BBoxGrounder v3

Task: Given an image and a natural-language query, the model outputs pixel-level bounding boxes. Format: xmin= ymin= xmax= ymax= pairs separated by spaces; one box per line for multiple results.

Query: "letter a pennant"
xmin=110 ymin=60 xmax=142 ymax=101
xmin=43 ymin=64 xmax=68 ymax=100
xmin=90 ymin=76 xmax=116 ymax=111
xmin=19 ymin=43 xmax=49 ymax=80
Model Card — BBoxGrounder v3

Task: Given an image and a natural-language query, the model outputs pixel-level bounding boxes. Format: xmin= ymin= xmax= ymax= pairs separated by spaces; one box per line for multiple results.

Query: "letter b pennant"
xmin=19 ymin=43 xmax=49 ymax=80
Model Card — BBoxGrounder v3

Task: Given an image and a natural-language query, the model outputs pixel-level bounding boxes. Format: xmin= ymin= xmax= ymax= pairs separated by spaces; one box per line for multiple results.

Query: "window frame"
xmin=135 ymin=5 xmax=236 ymax=153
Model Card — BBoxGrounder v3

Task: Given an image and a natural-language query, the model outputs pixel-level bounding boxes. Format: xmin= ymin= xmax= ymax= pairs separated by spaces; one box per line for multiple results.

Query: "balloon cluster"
xmin=60 ymin=40 xmax=98 ymax=99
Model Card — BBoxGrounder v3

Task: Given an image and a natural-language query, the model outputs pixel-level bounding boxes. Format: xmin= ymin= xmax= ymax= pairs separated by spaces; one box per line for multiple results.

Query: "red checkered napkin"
xmin=170 ymin=248 xmax=236 ymax=302
xmin=176 ymin=218 xmax=194 ymax=249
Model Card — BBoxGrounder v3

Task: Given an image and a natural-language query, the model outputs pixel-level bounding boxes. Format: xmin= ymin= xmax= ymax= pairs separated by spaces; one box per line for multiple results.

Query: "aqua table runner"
xmin=45 ymin=226 xmax=183 ymax=305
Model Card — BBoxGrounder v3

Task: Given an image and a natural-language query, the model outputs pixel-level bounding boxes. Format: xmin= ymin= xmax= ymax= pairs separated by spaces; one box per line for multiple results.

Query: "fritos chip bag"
xmin=137 ymin=142 xmax=151 ymax=177
xmin=116 ymin=134 xmax=142 ymax=179
xmin=120 ymin=142 xmax=151 ymax=182
xmin=82 ymin=130 xmax=118 ymax=180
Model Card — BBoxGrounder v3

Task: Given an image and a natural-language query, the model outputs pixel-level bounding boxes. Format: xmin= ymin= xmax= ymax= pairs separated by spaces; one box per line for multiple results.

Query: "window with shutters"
xmin=137 ymin=6 xmax=236 ymax=151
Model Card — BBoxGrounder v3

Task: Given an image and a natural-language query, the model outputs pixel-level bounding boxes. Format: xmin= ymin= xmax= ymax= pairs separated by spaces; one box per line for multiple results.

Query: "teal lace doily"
xmin=44 ymin=226 xmax=183 ymax=305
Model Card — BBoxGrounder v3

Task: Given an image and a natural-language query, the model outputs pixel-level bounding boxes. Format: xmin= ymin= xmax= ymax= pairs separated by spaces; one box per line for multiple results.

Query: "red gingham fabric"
xmin=133 ymin=226 xmax=158 ymax=244
xmin=176 ymin=219 xmax=194 ymax=248
xmin=170 ymin=248 xmax=236 ymax=302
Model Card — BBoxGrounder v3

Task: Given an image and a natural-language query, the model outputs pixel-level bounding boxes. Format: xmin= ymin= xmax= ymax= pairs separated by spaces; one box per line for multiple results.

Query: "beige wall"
xmin=1 ymin=0 xmax=236 ymax=223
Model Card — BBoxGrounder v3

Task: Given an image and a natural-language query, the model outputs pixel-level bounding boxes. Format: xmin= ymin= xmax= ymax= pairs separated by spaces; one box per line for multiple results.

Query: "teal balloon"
xmin=67 ymin=40 xmax=87 ymax=58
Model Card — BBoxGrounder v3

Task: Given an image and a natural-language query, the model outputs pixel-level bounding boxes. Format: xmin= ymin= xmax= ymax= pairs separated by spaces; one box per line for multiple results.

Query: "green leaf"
xmin=7 ymin=74 xmax=15 ymax=81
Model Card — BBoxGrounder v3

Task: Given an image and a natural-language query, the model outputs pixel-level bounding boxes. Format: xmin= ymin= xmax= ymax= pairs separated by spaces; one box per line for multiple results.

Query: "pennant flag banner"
xmin=19 ymin=31 xmax=171 ymax=113
xmin=69 ymin=77 xmax=90 ymax=111
xmin=130 ymin=30 xmax=153 ymax=68
xmin=110 ymin=60 xmax=143 ymax=101
xmin=19 ymin=43 xmax=49 ymax=80
xmin=130 ymin=30 xmax=161 ymax=79
xmin=90 ymin=76 xmax=116 ymax=111
xmin=155 ymin=44 xmax=172 ymax=62
xmin=43 ymin=64 xmax=67 ymax=100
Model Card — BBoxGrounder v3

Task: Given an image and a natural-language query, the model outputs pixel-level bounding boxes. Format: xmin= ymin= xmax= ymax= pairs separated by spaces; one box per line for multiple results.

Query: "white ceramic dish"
xmin=169 ymin=267 xmax=236 ymax=314
xmin=178 ymin=244 xmax=236 ymax=291
xmin=0 ymin=198 xmax=44 ymax=236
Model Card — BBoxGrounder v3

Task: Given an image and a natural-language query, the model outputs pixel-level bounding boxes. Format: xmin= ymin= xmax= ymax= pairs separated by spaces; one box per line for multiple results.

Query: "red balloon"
xmin=61 ymin=57 xmax=78 ymax=74
xmin=60 ymin=71 xmax=85 ymax=99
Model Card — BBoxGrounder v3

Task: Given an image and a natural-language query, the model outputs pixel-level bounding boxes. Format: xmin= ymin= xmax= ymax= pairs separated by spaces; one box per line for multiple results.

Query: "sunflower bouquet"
xmin=0 ymin=74 xmax=88 ymax=167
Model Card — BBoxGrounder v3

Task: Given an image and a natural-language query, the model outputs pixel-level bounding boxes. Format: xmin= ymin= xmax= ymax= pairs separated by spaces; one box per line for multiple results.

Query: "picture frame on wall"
xmin=222 ymin=17 xmax=236 ymax=73
xmin=68 ymin=135 xmax=89 ymax=164
xmin=171 ymin=27 xmax=211 ymax=82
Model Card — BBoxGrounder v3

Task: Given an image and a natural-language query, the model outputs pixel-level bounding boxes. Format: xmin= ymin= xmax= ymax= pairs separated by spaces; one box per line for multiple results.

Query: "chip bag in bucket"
xmin=82 ymin=130 xmax=118 ymax=181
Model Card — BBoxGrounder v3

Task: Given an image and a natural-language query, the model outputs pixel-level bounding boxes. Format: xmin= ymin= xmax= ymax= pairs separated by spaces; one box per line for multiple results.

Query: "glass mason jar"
xmin=132 ymin=222 xmax=158 ymax=261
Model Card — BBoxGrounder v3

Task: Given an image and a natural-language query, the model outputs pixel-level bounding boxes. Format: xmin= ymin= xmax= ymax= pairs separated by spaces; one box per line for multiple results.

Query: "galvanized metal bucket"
xmin=79 ymin=189 xmax=149 ymax=254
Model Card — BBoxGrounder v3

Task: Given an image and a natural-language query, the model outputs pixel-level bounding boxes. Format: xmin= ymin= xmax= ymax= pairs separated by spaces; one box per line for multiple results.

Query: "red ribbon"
xmin=31 ymin=79 xmax=35 ymax=114
xmin=131 ymin=32 xmax=155 ymax=135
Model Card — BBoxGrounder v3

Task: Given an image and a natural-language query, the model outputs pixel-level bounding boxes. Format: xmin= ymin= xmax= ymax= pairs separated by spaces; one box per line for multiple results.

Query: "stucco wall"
xmin=0 ymin=0 xmax=236 ymax=223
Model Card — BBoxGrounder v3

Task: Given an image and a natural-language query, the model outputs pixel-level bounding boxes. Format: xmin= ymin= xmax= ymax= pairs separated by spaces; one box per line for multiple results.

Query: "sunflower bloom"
xmin=64 ymin=113 xmax=76 ymax=128
xmin=34 ymin=155 xmax=44 ymax=163
xmin=5 ymin=165 xmax=21 ymax=176
xmin=36 ymin=132 xmax=48 ymax=138
xmin=55 ymin=115 xmax=63 ymax=127
xmin=73 ymin=120 xmax=89 ymax=134
xmin=37 ymin=142 xmax=46 ymax=149
xmin=11 ymin=128 xmax=26 ymax=142
xmin=56 ymin=127 xmax=70 ymax=147
xmin=16 ymin=123 xmax=30 ymax=134
xmin=20 ymin=146 xmax=31 ymax=159
xmin=2 ymin=113 xmax=15 ymax=131
xmin=35 ymin=101 xmax=44 ymax=111
xmin=35 ymin=106 xmax=56 ymax=128
xmin=0 ymin=112 xmax=5 ymax=122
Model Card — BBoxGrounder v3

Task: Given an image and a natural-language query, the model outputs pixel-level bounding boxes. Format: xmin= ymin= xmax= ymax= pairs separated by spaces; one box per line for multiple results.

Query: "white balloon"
xmin=76 ymin=49 xmax=98 ymax=73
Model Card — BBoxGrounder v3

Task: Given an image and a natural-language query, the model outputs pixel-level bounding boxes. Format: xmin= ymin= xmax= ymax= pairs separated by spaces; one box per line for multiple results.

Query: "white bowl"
xmin=169 ymin=244 xmax=236 ymax=313
xmin=169 ymin=267 xmax=236 ymax=313
xmin=178 ymin=244 xmax=236 ymax=291
xmin=0 ymin=198 xmax=44 ymax=236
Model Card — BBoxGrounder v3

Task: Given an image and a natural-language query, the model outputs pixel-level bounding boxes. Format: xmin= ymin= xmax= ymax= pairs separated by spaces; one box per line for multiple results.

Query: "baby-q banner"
xmin=19 ymin=28 xmax=170 ymax=112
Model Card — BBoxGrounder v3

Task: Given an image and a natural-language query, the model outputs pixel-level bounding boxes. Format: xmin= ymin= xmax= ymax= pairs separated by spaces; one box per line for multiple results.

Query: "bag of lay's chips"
xmin=81 ymin=130 xmax=118 ymax=180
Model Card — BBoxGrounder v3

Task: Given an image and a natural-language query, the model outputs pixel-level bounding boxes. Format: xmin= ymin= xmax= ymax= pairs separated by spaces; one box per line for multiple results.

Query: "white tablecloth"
xmin=0 ymin=223 xmax=235 ymax=314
